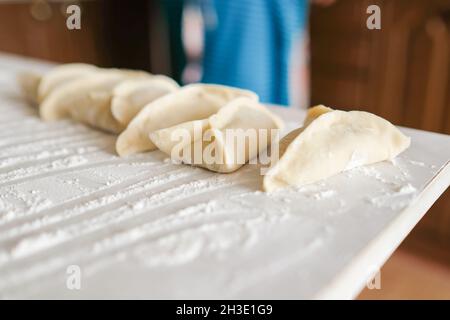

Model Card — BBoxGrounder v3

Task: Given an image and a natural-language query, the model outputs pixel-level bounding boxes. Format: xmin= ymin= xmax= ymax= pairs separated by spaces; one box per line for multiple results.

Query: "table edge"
xmin=314 ymin=160 xmax=450 ymax=299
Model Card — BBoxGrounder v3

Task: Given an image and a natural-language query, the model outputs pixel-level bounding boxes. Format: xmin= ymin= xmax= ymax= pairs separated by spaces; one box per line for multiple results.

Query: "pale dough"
xmin=111 ymin=76 xmax=179 ymax=126
xmin=39 ymin=69 xmax=151 ymax=133
xmin=116 ymin=83 xmax=258 ymax=156
xmin=263 ymin=105 xmax=411 ymax=191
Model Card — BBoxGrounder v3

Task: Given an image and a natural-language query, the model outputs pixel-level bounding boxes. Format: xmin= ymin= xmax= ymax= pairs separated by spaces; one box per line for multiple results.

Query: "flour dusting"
xmin=0 ymin=57 xmax=445 ymax=299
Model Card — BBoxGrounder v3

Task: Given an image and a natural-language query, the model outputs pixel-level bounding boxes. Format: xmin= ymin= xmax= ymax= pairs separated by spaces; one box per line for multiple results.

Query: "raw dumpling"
xmin=37 ymin=63 xmax=98 ymax=103
xmin=150 ymin=97 xmax=283 ymax=173
xmin=17 ymin=63 xmax=98 ymax=106
xmin=111 ymin=76 xmax=179 ymax=126
xmin=263 ymin=105 xmax=411 ymax=191
xmin=116 ymin=83 xmax=258 ymax=156
xmin=17 ymin=71 xmax=42 ymax=105
xmin=40 ymin=69 xmax=151 ymax=133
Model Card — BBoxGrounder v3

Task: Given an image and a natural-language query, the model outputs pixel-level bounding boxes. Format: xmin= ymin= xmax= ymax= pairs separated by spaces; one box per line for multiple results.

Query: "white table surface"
xmin=0 ymin=53 xmax=449 ymax=299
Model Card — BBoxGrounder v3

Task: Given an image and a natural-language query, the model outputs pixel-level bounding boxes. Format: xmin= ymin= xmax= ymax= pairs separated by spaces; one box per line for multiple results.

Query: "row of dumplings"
xmin=18 ymin=64 xmax=411 ymax=191
xmin=17 ymin=63 xmax=282 ymax=172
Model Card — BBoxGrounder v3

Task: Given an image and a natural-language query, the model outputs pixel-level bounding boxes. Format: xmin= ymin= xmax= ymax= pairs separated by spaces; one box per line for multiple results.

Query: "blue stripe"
xmin=201 ymin=0 xmax=308 ymax=106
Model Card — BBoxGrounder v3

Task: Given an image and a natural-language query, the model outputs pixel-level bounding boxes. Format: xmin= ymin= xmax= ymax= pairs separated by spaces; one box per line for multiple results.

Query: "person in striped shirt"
xmin=163 ymin=0 xmax=335 ymax=107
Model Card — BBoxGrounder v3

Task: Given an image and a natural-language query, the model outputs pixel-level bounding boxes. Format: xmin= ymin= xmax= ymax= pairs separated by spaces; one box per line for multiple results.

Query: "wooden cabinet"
xmin=310 ymin=0 xmax=450 ymax=251
xmin=0 ymin=1 xmax=153 ymax=70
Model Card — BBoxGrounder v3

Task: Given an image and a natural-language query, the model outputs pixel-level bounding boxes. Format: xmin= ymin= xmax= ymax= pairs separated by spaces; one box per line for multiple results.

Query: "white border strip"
xmin=314 ymin=161 xmax=450 ymax=300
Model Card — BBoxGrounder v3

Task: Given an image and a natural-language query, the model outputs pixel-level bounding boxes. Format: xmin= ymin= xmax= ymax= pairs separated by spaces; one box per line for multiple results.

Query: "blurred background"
xmin=0 ymin=0 xmax=449 ymax=299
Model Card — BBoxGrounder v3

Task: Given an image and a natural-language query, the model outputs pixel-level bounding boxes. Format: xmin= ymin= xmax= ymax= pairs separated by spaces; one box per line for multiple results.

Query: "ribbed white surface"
xmin=0 ymin=53 xmax=449 ymax=299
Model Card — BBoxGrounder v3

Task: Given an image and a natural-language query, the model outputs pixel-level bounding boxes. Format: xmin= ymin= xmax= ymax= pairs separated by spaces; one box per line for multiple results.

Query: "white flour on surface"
xmin=0 ymin=55 xmax=448 ymax=299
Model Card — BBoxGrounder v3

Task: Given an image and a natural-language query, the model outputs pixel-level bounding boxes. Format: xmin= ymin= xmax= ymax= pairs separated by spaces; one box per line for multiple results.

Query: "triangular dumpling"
xmin=263 ymin=105 xmax=411 ymax=191
xmin=37 ymin=63 xmax=98 ymax=103
xmin=116 ymin=83 xmax=258 ymax=156
xmin=17 ymin=63 xmax=98 ymax=106
xmin=111 ymin=76 xmax=179 ymax=126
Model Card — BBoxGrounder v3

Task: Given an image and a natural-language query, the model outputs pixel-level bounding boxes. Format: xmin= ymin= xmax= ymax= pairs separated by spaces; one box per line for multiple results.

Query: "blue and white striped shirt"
xmin=201 ymin=0 xmax=308 ymax=106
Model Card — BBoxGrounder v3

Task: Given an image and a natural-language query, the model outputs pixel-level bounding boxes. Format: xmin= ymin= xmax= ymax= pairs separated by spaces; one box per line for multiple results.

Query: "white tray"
xmin=0 ymin=53 xmax=449 ymax=299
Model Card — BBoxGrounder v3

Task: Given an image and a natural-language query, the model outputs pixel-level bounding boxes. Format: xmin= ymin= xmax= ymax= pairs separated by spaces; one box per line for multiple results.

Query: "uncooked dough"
xmin=111 ymin=76 xmax=179 ymax=126
xmin=116 ymin=83 xmax=258 ymax=156
xmin=263 ymin=105 xmax=411 ymax=191
xmin=17 ymin=63 xmax=99 ymax=106
xmin=37 ymin=63 xmax=99 ymax=103
xmin=150 ymin=97 xmax=283 ymax=173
